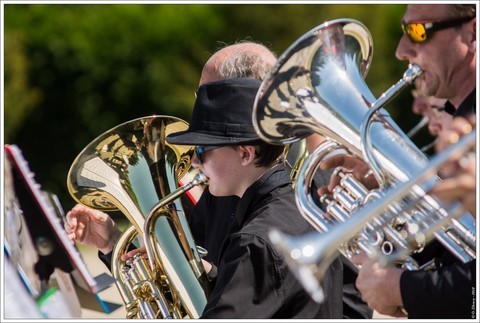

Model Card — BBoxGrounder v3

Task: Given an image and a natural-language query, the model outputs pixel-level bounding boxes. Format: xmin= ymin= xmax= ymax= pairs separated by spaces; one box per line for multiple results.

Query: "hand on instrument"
xmin=120 ymin=246 xmax=147 ymax=262
xmin=65 ymin=204 xmax=121 ymax=254
xmin=317 ymin=154 xmax=379 ymax=196
xmin=431 ymin=116 xmax=476 ymax=217
xmin=120 ymin=246 xmax=214 ymax=274
xmin=351 ymin=253 xmax=407 ymax=318
xmin=435 ymin=116 xmax=475 ymax=154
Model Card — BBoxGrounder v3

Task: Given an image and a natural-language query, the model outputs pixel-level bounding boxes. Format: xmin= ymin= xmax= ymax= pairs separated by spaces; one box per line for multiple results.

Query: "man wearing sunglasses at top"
xmin=348 ymin=4 xmax=476 ymax=319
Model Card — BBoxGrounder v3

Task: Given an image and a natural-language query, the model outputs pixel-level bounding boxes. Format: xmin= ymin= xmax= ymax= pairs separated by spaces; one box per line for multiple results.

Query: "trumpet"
xmin=252 ymin=18 xmax=476 ymax=302
xmin=269 ymin=130 xmax=476 ymax=303
xmin=68 ymin=116 xmax=210 ymax=318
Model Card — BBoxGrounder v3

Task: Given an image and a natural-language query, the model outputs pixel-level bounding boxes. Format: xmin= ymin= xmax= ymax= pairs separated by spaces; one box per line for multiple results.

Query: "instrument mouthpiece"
xmin=404 ymin=64 xmax=423 ymax=83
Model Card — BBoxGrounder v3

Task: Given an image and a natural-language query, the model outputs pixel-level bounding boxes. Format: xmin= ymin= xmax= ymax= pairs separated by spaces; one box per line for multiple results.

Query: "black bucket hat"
xmin=166 ymin=78 xmax=263 ymax=146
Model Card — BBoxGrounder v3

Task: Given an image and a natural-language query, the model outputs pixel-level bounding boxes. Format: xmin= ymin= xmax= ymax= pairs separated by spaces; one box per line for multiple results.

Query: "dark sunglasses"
xmin=402 ymin=15 xmax=474 ymax=43
xmin=194 ymin=146 xmax=222 ymax=163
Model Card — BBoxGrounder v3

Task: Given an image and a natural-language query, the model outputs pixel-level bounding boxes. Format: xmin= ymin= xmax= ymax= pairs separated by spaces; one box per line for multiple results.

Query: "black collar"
xmin=444 ymin=89 xmax=476 ymax=117
xmin=234 ymin=164 xmax=291 ymax=228
xmin=443 ymin=100 xmax=456 ymax=115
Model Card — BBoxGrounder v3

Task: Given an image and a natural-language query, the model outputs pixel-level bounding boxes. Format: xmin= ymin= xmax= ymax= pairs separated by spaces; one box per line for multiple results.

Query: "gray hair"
xmin=218 ymin=50 xmax=274 ymax=81
xmin=451 ymin=4 xmax=476 ymax=18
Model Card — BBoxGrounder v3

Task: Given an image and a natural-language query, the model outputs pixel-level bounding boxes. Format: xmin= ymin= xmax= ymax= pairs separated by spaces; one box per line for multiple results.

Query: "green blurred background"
xmin=4 ymin=3 xmax=433 ymax=212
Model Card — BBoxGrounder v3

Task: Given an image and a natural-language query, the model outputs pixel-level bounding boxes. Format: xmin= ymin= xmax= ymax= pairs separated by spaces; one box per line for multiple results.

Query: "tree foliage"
xmin=4 ymin=3 xmax=426 ymax=210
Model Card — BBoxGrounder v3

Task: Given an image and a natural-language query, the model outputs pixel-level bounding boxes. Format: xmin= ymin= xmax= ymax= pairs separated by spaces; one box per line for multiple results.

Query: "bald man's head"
xmin=199 ymin=42 xmax=276 ymax=85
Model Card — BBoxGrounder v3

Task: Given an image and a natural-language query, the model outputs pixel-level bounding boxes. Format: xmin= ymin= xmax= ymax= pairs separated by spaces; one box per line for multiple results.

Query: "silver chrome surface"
xmin=253 ymin=18 xmax=429 ymax=182
xmin=253 ymin=18 xmax=476 ymax=303
xmin=270 ymin=130 xmax=476 ymax=303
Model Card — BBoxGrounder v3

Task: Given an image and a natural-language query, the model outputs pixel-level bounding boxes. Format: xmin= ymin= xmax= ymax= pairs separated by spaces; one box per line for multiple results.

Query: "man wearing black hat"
xmin=166 ymin=77 xmax=343 ymax=319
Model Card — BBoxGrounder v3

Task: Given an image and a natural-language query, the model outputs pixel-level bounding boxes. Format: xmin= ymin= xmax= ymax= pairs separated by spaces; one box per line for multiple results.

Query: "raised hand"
xmin=65 ymin=203 xmax=121 ymax=254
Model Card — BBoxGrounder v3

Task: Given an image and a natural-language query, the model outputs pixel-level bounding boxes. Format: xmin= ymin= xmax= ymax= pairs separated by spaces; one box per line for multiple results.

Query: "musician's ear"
xmin=238 ymin=145 xmax=256 ymax=166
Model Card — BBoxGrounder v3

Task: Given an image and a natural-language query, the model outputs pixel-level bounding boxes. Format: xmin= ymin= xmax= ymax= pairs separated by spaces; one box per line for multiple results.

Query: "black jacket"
xmin=401 ymin=259 xmax=475 ymax=318
xmin=201 ymin=165 xmax=343 ymax=319
xmin=188 ymin=189 xmax=239 ymax=265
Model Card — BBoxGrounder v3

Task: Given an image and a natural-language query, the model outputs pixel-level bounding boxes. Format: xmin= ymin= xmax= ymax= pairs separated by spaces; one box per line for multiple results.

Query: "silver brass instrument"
xmin=252 ymin=18 xmax=476 ymax=302
xmin=407 ymin=116 xmax=429 ymax=139
xmin=407 ymin=116 xmax=438 ymax=153
xmin=270 ymin=131 xmax=476 ymax=302
xmin=68 ymin=116 xmax=210 ymax=318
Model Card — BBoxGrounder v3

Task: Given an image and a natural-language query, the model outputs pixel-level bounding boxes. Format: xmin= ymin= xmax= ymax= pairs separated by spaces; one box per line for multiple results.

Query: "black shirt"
xmin=201 ymin=165 xmax=343 ymax=319
xmin=188 ymin=189 xmax=239 ymax=265
xmin=401 ymin=260 xmax=475 ymax=318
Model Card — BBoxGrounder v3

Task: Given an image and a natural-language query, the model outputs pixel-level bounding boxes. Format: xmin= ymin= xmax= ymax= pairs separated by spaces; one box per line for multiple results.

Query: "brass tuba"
xmin=67 ymin=116 xmax=210 ymax=318
xmin=252 ymin=18 xmax=476 ymax=302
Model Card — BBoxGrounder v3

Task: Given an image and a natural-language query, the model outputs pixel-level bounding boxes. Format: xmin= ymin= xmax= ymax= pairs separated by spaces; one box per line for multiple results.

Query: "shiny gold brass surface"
xmin=68 ymin=116 xmax=195 ymax=234
xmin=68 ymin=116 xmax=209 ymax=318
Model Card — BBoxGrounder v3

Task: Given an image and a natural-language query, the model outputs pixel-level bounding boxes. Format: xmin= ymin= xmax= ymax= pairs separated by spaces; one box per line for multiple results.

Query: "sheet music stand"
xmin=4 ymin=144 xmax=120 ymax=313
